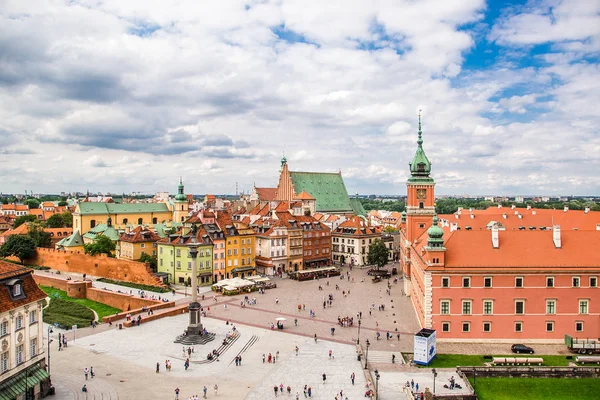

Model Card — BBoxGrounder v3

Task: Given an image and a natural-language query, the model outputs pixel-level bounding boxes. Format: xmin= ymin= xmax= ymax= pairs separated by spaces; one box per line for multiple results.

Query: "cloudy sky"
xmin=1 ymin=0 xmax=599 ymax=196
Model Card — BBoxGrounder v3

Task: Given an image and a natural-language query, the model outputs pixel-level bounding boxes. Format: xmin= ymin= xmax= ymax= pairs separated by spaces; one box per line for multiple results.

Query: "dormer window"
xmin=13 ymin=284 xmax=21 ymax=296
xmin=6 ymin=279 xmax=25 ymax=300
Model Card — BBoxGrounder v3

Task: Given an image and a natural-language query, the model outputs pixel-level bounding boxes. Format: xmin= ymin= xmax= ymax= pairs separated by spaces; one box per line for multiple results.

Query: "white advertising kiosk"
xmin=413 ymin=328 xmax=436 ymax=365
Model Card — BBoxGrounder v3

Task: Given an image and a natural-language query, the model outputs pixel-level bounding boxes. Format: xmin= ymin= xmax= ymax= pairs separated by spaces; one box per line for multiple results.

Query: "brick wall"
xmin=86 ymin=287 xmax=161 ymax=311
xmin=33 ymin=274 xmax=69 ymax=291
xmin=29 ymin=248 xmax=165 ymax=288
xmin=122 ymin=304 xmax=188 ymax=327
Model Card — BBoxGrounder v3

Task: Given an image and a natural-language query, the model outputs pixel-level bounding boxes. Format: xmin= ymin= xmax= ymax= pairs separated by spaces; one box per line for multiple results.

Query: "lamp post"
xmin=357 ymin=319 xmax=361 ymax=345
xmin=374 ymin=369 xmax=380 ymax=400
xmin=432 ymin=368 xmax=438 ymax=394
xmin=364 ymin=339 xmax=370 ymax=369
xmin=47 ymin=326 xmax=53 ymax=375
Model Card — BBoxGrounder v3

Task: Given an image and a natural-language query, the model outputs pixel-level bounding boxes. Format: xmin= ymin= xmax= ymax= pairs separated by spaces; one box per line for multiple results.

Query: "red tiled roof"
xmin=335 ymin=216 xmax=380 ymax=236
xmin=0 ymin=261 xmax=48 ymax=313
xmin=295 ymin=191 xmax=315 ymax=200
xmin=255 ymin=188 xmax=277 ymax=201
xmin=120 ymin=226 xmax=161 ymax=243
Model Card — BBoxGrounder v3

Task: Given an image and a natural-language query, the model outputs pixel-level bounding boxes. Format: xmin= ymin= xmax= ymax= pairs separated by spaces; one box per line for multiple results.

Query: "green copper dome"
xmin=175 ymin=177 xmax=187 ymax=202
xmin=409 ymin=113 xmax=432 ymax=181
xmin=427 ymin=214 xmax=445 ymax=248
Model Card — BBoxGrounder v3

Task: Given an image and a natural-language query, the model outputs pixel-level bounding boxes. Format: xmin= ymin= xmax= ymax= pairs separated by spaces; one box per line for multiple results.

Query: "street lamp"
xmin=47 ymin=327 xmax=53 ymax=375
xmin=364 ymin=339 xmax=370 ymax=369
xmin=432 ymin=368 xmax=438 ymax=394
xmin=374 ymin=369 xmax=380 ymax=400
xmin=357 ymin=319 xmax=361 ymax=345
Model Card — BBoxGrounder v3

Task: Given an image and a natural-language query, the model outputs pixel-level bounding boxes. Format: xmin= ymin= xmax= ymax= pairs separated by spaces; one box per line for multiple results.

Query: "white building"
xmin=0 ymin=261 xmax=50 ymax=398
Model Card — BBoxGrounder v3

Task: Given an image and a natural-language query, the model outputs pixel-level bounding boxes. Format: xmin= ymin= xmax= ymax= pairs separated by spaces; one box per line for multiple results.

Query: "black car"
xmin=511 ymin=344 xmax=534 ymax=354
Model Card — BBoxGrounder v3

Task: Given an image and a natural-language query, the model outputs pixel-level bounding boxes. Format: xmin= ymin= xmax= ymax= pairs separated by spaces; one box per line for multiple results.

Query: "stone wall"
xmin=86 ymin=287 xmax=161 ymax=312
xmin=29 ymin=248 xmax=165 ymax=288
xmin=33 ymin=274 xmax=69 ymax=291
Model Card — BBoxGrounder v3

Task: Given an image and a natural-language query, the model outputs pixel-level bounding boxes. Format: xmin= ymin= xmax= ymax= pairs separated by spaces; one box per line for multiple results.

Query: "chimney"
xmin=502 ymin=213 xmax=507 ymax=219
xmin=455 ymin=214 xmax=459 ymax=219
xmin=584 ymin=207 xmax=590 ymax=214
xmin=532 ymin=210 xmax=536 ymax=215
xmin=450 ymin=223 xmax=457 ymax=232
xmin=470 ymin=214 xmax=474 ymax=219
xmin=553 ymin=225 xmax=561 ymax=248
xmin=492 ymin=226 xmax=499 ymax=248
xmin=527 ymin=205 xmax=531 ymax=210
xmin=518 ymin=213 xmax=523 ymax=219
xmin=564 ymin=206 xmax=569 ymax=212
xmin=511 ymin=204 xmax=516 ymax=209
xmin=497 ymin=204 xmax=502 ymax=209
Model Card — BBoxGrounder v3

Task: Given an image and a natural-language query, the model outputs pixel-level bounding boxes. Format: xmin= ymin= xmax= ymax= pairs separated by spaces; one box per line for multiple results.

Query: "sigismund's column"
xmin=186 ymin=241 xmax=202 ymax=335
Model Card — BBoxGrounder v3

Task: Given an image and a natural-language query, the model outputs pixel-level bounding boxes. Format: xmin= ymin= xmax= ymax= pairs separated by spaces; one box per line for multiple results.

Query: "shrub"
xmin=43 ymin=298 xmax=94 ymax=329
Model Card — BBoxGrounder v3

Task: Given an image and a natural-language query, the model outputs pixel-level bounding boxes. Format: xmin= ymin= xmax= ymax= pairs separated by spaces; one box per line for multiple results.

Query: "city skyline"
xmin=1 ymin=1 xmax=599 ymax=195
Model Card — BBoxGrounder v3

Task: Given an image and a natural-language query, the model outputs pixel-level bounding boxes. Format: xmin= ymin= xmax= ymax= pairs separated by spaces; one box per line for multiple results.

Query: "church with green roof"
xmin=273 ymin=157 xmax=365 ymax=216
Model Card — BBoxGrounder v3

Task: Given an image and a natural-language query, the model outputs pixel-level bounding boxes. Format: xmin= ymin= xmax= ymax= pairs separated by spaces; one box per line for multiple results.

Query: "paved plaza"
xmin=44 ymin=265 xmax=566 ymax=399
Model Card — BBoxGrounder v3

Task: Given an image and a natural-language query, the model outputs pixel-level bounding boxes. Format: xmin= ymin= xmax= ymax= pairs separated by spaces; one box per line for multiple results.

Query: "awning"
xmin=230 ymin=267 xmax=256 ymax=274
xmin=0 ymin=364 xmax=49 ymax=400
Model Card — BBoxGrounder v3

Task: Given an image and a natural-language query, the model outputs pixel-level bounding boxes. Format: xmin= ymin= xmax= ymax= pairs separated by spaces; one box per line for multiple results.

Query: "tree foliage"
xmin=383 ymin=226 xmax=398 ymax=233
xmin=14 ymin=214 xmax=38 ymax=228
xmin=139 ymin=252 xmax=157 ymax=272
xmin=359 ymin=198 xmax=406 ymax=212
xmin=24 ymin=198 xmax=40 ymax=209
xmin=58 ymin=201 xmax=68 ymax=207
xmin=367 ymin=239 xmax=389 ymax=269
xmin=28 ymin=224 xmax=52 ymax=248
xmin=45 ymin=211 xmax=73 ymax=228
xmin=0 ymin=235 xmax=36 ymax=263
xmin=84 ymin=235 xmax=116 ymax=256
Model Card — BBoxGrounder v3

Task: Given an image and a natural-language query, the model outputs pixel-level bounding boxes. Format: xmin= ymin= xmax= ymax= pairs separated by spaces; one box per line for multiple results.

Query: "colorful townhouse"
xmin=331 ymin=216 xmax=382 ymax=266
xmin=156 ymin=226 xmax=213 ymax=286
xmin=186 ymin=210 xmax=227 ymax=283
xmin=117 ymin=226 xmax=161 ymax=260
xmin=216 ymin=211 xmax=255 ymax=279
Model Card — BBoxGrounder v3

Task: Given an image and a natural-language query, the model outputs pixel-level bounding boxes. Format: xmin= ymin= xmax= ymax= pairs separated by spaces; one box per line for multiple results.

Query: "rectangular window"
xmin=573 ymin=277 xmax=580 ymax=287
xmin=483 ymin=300 xmax=493 ymax=315
xmin=575 ymin=321 xmax=584 ymax=332
xmin=187 ymin=262 xmax=192 ymax=270
xmin=30 ymin=337 xmax=37 ymax=356
xmin=442 ymin=322 xmax=450 ymax=332
xmin=579 ymin=300 xmax=589 ymax=314
xmin=16 ymin=344 xmax=23 ymax=365
xmin=483 ymin=322 xmax=491 ymax=332
xmin=546 ymin=321 xmax=554 ymax=332
xmin=140 ymin=243 xmax=145 ymax=248
xmin=591 ymin=277 xmax=597 ymax=288
xmin=462 ymin=322 xmax=470 ymax=332
xmin=546 ymin=277 xmax=554 ymax=287
xmin=160 ymin=259 xmax=163 ymax=266
xmin=29 ymin=310 xmax=37 ymax=324
xmin=515 ymin=322 xmax=523 ymax=332
xmin=176 ymin=261 xmax=181 ymax=269
xmin=0 ymin=321 xmax=7 ymax=337
xmin=441 ymin=277 xmax=450 ymax=288
xmin=160 ymin=247 xmax=163 ymax=254
xmin=15 ymin=315 xmax=22 ymax=330
xmin=176 ymin=249 xmax=181 ymax=257
xmin=0 ymin=352 xmax=7 ymax=373
xmin=462 ymin=300 xmax=472 ymax=315
xmin=546 ymin=300 xmax=556 ymax=315
xmin=515 ymin=277 xmax=523 ymax=288
xmin=228 ymin=250 xmax=231 ymax=256
xmin=241 ymin=239 xmax=245 ymax=245
xmin=233 ymin=249 xmax=238 ymax=255
xmin=440 ymin=300 xmax=450 ymax=315
xmin=462 ymin=277 xmax=471 ymax=288
xmin=515 ymin=300 xmax=525 ymax=315
xmin=484 ymin=277 xmax=492 ymax=288
xmin=234 ymin=259 xmax=238 ymax=266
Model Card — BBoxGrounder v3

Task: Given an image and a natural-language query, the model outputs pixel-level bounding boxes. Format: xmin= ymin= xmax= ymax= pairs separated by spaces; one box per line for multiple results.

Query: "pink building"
xmin=400 ymin=115 xmax=600 ymax=341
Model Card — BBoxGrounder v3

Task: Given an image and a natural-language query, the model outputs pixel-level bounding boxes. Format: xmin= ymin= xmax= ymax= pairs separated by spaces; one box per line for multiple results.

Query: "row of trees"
xmin=359 ymin=199 xmax=406 ymax=212
xmin=13 ymin=211 xmax=73 ymax=229
xmin=0 ymin=197 xmax=68 ymax=208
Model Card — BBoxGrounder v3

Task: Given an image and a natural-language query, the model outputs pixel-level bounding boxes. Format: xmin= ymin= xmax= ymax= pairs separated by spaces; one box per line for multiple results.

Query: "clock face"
xmin=417 ymin=189 xmax=427 ymax=200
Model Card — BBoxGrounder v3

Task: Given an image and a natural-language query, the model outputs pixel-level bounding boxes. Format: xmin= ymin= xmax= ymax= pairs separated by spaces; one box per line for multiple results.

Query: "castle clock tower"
xmin=406 ymin=113 xmax=435 ymax=244
xmin=173 ymin=177 xmax=189 ymax=223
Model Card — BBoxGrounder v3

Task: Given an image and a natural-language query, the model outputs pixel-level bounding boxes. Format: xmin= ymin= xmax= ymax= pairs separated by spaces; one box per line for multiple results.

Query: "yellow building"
xmin=217 ymin=211 xmax=256 ymax=278
xmin=117 ymin=226 xmax=161 ymax=260
xmin=73 ymin=202 xmax=172 ymax=234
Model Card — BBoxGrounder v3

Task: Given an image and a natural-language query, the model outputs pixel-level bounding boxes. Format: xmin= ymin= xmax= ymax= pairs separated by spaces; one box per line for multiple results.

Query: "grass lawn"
xmin=41 ymin=285 xmax=122 ymax=319
xmin=96 ymin=278 xmax=168 ymax=293
xmin=410 ymin=354 xmax=573 ymax=368
xmin=469 ymin=377 xmax=600 ymax=400
xmin=43 ymin=298 xmax=95 ymax=329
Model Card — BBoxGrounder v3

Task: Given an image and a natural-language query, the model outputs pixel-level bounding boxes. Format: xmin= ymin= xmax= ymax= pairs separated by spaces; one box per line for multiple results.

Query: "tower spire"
xmin=417 ymin=109 xmax=423 ymax=147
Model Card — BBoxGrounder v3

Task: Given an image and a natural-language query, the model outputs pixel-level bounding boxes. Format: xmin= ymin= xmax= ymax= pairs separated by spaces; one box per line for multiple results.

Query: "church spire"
xmin=417 ymin=110 xmax=423 ymax=147
xmin=175 ymin=177 xmax=186 ymax=202
xmin=409 ymin=110 xmax=432 ymax=181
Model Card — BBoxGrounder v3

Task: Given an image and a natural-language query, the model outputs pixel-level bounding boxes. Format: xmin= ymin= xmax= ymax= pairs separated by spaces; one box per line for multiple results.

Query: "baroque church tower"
xmin=173 ymin=177 xmax=189 ymax=223
xmin=406 ymin=113 xmax=436 ymax=244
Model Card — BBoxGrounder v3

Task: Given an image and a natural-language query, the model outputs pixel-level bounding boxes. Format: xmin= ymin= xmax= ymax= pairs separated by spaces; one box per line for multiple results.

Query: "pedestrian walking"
xmin=214 ymin=384 xmax=218 ymax=395
xmin=307 ymin=387 xmax=312 ymax=397
xmin=90 ymin=366 xmax=95 ymax=378
xmin=351 ymin=372 xmax=355 ymax=385
xmin=203 ymin=385 xmax=208 ymax=399
xmin=274 ymin=386 xmax=279 ymax=396
xmin=328 ymin=349 xmax=332 ymax=359
xmin=263 ymin=354 xmax=266 ymax=363
xmin=84 ymin=367 xmax=89 ymax=380
xmin=294 ymin=318 xmax=298 ymax=326
xmin=303 ymin=385 xmax=308 ymax=397
xmin=175 ymin=387 xmax=180 ymax=400
xmin=322 ymin=373 xmax=327 ymax=384
xmin=156 ymin=362 xmax=160 ymax=373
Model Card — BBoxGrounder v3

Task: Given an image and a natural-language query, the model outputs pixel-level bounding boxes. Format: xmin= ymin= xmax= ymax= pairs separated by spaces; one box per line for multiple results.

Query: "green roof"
xmin=349 ymin=197 xmax=366 ymax=216
xmin=290 ymin=171 xmax=354 ymax=213
xmin=77 ymin=202 xmax=170 ymax=215
xmin=83 ymin=224 xmax=121 ymax=241
xmin=57 ymin=230 xmax=84 ymax=247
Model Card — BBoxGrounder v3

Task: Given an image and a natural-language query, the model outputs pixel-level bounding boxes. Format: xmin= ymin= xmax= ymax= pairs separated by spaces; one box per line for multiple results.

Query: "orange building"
xmin=399 ymin=115 xmax=600 ymax=341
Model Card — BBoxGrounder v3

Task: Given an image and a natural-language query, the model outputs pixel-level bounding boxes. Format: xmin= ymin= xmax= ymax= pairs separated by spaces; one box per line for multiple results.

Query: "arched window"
xmin=138 ymin=218 xmax=143 ymax=225
xmin=181 ymin=216 xmax=185 ymax=222
xmin=123 ymin=218 xmax=128 ymax=224
xmin=90 ymin=220 xmax=96 ymax=228
xmin=152 ymin=217 xmax=157 ymax=224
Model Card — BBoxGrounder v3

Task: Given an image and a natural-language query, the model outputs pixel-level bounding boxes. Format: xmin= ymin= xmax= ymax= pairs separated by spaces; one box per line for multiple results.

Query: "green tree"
xmin=24 ymin=199 xmax=40 ymax=209
xmin=0 ymin=235 xmax=36 ymax=263
xmin=367 ymin=239 xmax=389 ymax=269
xmin=61 ymin=211 xmax=73 ymax=227
xmin=13 ymin=214 xmax=38 ymax=228
xmin=28 ymin=224 xmax=52 ymax=248
xmin=58 ymin=201 xmax=68 ymax=207
xmin=84 ymin=235 xmax=116 ymax=256
xmin=383 ymin=226 xmax=398 ymax=233
xmin=46 ymin=213 xmax=65 ymax=228
xmin=139 ymin=252 xmax=157 ymax=272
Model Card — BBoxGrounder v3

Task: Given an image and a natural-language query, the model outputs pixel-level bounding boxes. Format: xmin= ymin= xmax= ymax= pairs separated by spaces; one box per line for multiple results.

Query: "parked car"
xmin=511 ymin=344 xmax=534 ymax=354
